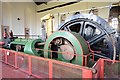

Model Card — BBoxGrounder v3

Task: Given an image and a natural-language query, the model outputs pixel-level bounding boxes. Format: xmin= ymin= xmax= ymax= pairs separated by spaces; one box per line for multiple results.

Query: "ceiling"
xmin=33 ymin=0 xmax=52 ymax=5
xmin=33 ymin=0 xmax=81 ymax=5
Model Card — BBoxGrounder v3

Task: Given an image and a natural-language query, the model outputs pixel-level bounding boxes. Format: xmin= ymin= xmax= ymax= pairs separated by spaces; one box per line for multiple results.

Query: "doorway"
xmin=1 ymin=25 xmax=9 ymax=39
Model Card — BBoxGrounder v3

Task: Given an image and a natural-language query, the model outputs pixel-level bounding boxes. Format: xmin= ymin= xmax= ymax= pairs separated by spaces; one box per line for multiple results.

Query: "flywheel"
xmin=44 ymin=31 xmax=90 ymax=66
xmin=58 ymin=14 xmax=119 ymax=60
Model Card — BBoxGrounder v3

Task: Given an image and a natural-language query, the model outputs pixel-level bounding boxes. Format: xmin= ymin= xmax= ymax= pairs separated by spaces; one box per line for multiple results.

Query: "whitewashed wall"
xmin=2 ymin=2 xmax=37 ymax=39
xmin=0 ymin=1 xmax=2 ymax=39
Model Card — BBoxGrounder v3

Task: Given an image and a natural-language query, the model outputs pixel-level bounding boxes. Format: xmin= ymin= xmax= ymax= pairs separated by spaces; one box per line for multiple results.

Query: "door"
xmin=1 ymin=25 xmax=9 ymax=39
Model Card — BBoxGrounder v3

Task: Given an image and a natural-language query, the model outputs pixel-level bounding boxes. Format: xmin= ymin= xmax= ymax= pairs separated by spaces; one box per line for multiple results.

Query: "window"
xmin=111 ymin=18 xmax=118 ymax=29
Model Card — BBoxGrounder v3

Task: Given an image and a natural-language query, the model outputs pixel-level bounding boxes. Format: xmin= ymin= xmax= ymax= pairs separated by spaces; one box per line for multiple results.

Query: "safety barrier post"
xmin=49 ymin=60 xmax=53 ymax=80
xmin=84 ymin=55 xmax=87 ymax=66
xmin=100 ymin=59 xmax=104 ymax=78
xmin=15 ymin=53 xmax=18 ymax=68
xmin=5 ymin=50 xmax=8 ymax=64
xmin=92 ymin=52 xmax=94 ymax=62
xmin=0 ymin=49 xmax=3 ymax=62
xmin=28 ymin=56 xmax=32 ymax=76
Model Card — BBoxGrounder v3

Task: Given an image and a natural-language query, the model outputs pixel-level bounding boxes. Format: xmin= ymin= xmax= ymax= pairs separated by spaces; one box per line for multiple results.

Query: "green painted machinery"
xmin=44 ymin=31 xmax=91 ymax=66
xmin=9 ymin=31 xmax=92 ymax=66
xmin=10 ymin=38 xmax=44 ymax=56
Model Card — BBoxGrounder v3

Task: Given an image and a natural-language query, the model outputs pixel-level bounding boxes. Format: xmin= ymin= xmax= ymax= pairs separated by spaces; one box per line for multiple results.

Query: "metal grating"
xmin=31 ymin=58 xmax=49 ymax=78
xmin=104 ymin=60 xmax=120 ymax=78
xmin=17 ymin=54 xmax=29 ymax=71
xmin=1 ymin=50 xmax=5 ymax=62
xmin=0 ymin=48 xmax=93 ymax=78
xmin=7 ymin=52 xmax=15 ymax=66
xmin=53 ymin=62 xmax=82 ymax=78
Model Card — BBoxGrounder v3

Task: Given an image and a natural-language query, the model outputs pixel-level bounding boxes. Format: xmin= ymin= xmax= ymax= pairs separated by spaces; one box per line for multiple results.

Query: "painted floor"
xmin=1 ymin=62 xmax=35 ymax=78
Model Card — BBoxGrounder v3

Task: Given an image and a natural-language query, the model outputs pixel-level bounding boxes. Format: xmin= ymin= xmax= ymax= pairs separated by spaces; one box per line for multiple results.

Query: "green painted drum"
xmin=10 ymin=38 xmax=30 ymax=45
xmin=24 ymin=39 xmax=44 ymax=56
xmin=9 ymin=38 xmax=31 ymax=51
xmin=44 ymin=31 xmax=90 ymax=66
xmin=10 ymin=38 xmax=44 ymax=56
